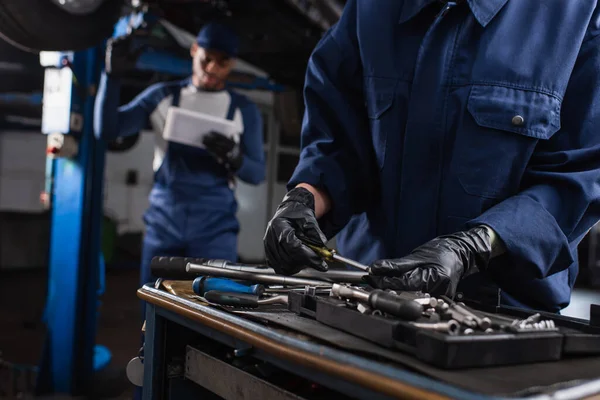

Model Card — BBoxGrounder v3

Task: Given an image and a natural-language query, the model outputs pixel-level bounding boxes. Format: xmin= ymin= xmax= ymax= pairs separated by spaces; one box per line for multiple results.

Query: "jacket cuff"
xmin=466 ymin=195 xmax=574 ymax=280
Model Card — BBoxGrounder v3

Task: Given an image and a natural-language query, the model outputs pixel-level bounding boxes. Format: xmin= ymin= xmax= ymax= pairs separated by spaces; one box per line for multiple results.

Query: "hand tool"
xmin=441 ymin=296 xmax=491 ymax=330
xmin=152 ymin=256 xmax=365 ymax=283
xmin=435 ymin=300 xmax=450 ymax=313
xmin=151 ymin=256 xmax=226 ymax=279
xmin=186 ymin=263 xmax=332 ymax=287
xmin=389 ymin=291 xmax=438 ymax=308
xmin=331 ymin=284 xmax=423 ymax=321
xmin=410 ymin=320 xmax=460 ymax=335
xmin=236 ymin=267 xmax=366 ymax=283
xmin=305 ymin=243 xmax=371 ymax=272
xmin=506 ymin=317 xmax=558 ymax=333
xmin=192 ymin=277 xmax=264 ymax=297
xmin=264 ymin=286 xmax=331 ymax=294
xmin=512 ymin=313 xmax=542 ymax=328
xmin=204 ymin=291 xmax=288 ymax=308
xmin=443 ymin=307 xmax=478 ymax=328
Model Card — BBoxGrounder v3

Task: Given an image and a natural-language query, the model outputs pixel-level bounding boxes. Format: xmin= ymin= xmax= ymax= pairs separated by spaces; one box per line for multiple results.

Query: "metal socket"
xmin=452 ymin=303 xmax=492 ymax=330
xmin=411 ymin=320 xmax=460 ymax=336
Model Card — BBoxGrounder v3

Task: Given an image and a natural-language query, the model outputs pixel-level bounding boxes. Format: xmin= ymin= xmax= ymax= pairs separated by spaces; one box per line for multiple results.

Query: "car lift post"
xmin=35 ymin=47 xmax=109 ymax=396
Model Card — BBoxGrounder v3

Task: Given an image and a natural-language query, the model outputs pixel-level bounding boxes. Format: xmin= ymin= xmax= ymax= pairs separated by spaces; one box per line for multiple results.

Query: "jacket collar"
xmin=398 ymin=0 xmax=509 ymax=27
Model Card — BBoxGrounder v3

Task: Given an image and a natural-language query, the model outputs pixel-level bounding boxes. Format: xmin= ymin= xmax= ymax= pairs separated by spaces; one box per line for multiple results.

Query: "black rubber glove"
xmin=365 ymin=226 xmax=492 ymax=297
xmin=105 ymin=34 xmax=144 ymax=76
xmin=263 ymin=187 xmax=329 ymax=275
xmin=202 ymin=131 xmax=244 ymax=172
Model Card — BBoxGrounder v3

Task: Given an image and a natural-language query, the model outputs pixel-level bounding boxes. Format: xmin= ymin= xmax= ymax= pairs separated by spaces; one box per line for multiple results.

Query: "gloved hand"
xmin=365 ymin=226 xmax=492 ymax=297
xmin=202 ymin=131 xmax=244 ymax=172
xmin=105 ymin=34 xmax=143 ymax=76
xmin=263 ymin=187 xmax=329 ymax=275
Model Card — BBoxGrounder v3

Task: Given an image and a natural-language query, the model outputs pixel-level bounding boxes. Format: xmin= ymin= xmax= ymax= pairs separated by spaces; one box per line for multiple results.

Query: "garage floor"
xmin=0 ymin=268 xmax=599 ymax=399
xmin=0 ymin=268 xmax=140 ymax=399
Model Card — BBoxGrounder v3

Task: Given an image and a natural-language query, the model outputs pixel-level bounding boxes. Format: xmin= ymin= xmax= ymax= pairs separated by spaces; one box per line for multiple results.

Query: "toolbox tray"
xmin=288 ymin=292 xmax=600 ymax=369
xmin=471 ymin=302 xmax=600 ymax=357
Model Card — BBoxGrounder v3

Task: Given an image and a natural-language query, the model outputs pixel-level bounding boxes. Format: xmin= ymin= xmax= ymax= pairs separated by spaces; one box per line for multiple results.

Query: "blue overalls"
xmin=290 ymin=0 xmax=600 ymax=311
xmin=94 ymin=74 xmax=265 ymax=289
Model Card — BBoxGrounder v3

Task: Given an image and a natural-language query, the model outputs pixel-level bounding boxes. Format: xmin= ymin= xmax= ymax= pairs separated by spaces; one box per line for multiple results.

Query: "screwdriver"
xmin=204 ymin=291 xmax=288 ymax=308
xmin=192 ymin=277 xmax=264 ymax=297
xmin=305 ymin=243 xmax=371 ymax=272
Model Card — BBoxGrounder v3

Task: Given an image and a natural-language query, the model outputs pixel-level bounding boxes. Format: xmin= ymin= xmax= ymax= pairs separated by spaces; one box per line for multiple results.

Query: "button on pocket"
xmin=466 ymin=85 xmax=561 ymax=139
xmin=364 ymin=76 xmax=397 ymax=169
xmin=457 ymin=85 xmax=562 ymax=199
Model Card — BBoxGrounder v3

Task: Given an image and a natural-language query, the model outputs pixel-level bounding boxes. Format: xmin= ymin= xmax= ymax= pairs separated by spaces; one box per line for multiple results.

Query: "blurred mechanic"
xmin=95 ymin=22 xmax=265 ymax=287
xmin=264 ymin=0 xmax=600 ymax=312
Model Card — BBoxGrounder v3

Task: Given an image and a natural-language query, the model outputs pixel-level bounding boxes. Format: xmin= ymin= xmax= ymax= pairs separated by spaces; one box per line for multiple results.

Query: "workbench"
xmin=138 ymin=284 xmax=600 ymax=400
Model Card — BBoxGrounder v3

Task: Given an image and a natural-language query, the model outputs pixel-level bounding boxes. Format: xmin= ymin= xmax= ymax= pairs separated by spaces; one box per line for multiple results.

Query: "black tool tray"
xmin=469 ymin=301 xmax=600 ymax=357
xmin=288 ymin=291 xmax=600 ymax=369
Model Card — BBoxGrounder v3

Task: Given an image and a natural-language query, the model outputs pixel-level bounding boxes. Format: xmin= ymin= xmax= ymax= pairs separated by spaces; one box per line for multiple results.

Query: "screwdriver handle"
xmin=306 ymin=244 xmax=334 ymax=261
xmin=369 ymin=290 xmax=423 ymax=321
xmin=193 ymin=277 xmax=264 ymax=296
xmin=204 ymin=291 xmax=259 ymax=308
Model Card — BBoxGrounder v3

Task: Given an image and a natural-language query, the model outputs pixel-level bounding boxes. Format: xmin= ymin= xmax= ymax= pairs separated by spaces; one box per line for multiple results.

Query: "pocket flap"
xmin=467 ymin=85 xmax=561 ymax=139
xmin=364 ymin=76 xmax=396 ymax=119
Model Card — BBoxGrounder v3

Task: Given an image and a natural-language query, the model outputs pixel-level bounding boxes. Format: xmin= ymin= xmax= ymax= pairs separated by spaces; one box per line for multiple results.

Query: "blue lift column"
xmin=36 ymin=48 xmax=109 ymax=396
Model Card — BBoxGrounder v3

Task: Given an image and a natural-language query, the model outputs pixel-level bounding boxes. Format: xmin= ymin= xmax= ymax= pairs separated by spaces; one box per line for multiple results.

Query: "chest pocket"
xmin=456 ymin=85 xmax=562 ymax=199
xmin=364 ymin=76 xmax=398 ymax=169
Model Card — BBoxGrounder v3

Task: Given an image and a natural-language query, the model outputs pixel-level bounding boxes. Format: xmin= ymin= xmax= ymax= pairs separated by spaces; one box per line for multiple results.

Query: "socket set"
xmin=288 ymin=285 xmax=600 ymax=369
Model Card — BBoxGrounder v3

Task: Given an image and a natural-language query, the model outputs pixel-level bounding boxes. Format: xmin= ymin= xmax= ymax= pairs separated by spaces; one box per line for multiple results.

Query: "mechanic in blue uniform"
xmin=264 ymin=0 xmax=600 ymax=312
xmin=95 ymin=23 xmax=265 ymax=287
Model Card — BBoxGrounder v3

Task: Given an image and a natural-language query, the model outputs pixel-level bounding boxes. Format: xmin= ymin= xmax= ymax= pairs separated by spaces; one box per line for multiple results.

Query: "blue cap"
xmin=196 ymin=22 xmax=239 ymax=58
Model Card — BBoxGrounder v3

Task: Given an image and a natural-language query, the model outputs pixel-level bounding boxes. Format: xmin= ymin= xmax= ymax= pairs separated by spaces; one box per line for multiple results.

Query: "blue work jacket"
xmin=289 ymin=0 xmax=600 ymax=311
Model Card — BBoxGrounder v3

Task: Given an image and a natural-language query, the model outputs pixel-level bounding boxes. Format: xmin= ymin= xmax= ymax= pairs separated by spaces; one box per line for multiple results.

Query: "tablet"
xmin=163 ymin=106 xmax=240 ymax=148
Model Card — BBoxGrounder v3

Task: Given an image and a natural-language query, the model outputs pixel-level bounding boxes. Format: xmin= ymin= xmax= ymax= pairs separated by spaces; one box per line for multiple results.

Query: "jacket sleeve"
xmin=236 ymin=100 xmax=266 ymax=185
xmin=468 ymin=33 xmax=600 ymax=280
xmin=93 ymin=72 xmax=170 ymax=141
xmin=287 ymin=0 xmax=376 ymax=238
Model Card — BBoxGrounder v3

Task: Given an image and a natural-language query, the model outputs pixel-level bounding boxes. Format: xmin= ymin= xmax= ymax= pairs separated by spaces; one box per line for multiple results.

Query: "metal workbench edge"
xmin=138 ymin=285 xmax=600 ymax=400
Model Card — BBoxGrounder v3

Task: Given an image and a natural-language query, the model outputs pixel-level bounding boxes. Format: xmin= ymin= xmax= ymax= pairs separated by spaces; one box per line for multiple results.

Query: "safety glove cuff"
xmin=367 ymin=226 xmax=493 ymax=297
xmin=281 ymin=187 xmax=316 ymax=212
xmin=441 ymin=225 xmax=493 ymax=276
xmin=264 ymin=187 xmax=328 ymax=274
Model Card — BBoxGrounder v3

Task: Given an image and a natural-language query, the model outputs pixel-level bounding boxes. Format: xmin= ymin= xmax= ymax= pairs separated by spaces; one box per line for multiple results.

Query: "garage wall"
xmin=103 ymin=132 xmax=154 ymax=233
xmin=0 ymin=132 xmax=47 ymax=211
xmin=0 ymin=130 xmax=154 ymax=234
xmin=0 ymin=128 xmax=272 ymax=262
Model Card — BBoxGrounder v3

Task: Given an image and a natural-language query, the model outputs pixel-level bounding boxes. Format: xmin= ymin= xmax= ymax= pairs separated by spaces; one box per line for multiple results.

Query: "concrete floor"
xmin=0 ymin=268 xmax=598 ymax=398
xmin=0 ymin=269 xmax=140 ymax=399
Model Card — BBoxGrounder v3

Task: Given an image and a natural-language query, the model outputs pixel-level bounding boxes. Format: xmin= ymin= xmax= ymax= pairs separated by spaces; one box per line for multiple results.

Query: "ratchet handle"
xmin=150 ymin=256 xmax=232 ymax=279
xmin=150 ymin=256 xmax=209 ymax=279
xmin=193 ymin=277 xmax=264 ymax=296
xmin=204 ymin=291 xmax=259 ymax=308
xmin=369 ymin=290 xmax=423 ymax=321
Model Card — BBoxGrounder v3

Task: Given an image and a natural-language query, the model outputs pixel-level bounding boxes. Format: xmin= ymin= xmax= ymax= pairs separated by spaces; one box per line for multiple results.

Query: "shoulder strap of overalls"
xmin=171 ymin=86 xmax=181 ymax=108
xmin=225 ymin=91 xmax=240 ymax=190
xmin=226 ymin=91 xmax=238 ymax=121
